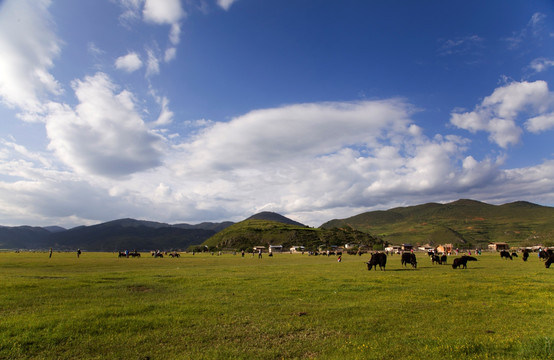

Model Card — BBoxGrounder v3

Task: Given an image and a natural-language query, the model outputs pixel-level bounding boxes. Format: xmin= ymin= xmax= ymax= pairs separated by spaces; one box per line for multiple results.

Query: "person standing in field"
xmin=49 ymin=248 xmax=52 ymax=258
xmin=77 ymin=249 xmax=81 ymax=258
xmin=258 ymin=249 xmax=262 ymax=259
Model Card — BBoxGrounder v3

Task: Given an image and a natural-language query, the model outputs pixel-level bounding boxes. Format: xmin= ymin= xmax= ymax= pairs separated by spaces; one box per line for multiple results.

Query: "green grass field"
xmin=0 ymin=251 xmax=552 ymax=359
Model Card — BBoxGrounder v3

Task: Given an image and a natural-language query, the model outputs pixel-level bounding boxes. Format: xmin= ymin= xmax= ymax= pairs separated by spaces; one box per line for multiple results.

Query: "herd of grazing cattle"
xmin=366 ymin=248 xmax=554 ymax=271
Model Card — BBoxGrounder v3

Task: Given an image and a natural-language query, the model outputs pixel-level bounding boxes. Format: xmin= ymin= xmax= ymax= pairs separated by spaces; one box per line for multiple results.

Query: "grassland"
xmin=0 ymin=251 xmax=553 ymax=359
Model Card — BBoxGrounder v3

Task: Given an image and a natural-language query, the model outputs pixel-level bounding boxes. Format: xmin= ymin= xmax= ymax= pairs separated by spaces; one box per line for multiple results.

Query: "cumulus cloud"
xmin=143 ymin=0 xmax=185 ymax=46
xmin=0 ymin=0 xmax=62 ymax=114
xmin=44 ymin=72 xmax=164 ymax=177
xmin=217 ymin=0 xmax=238 ymax=11
xmin=115 ymin=52 xmax=143 ymax=72
xmin=143 ymin=0 xmax=185 ymax=25
xmin=165 ymin=100 xmax=507 ymax=222
xmin=178 ymin=100 xmax=416 ymax=172
xmin=525 ymin=113 xmax=554 ymax=133
xmin=450 ymin=80 xmax=554 ymax=148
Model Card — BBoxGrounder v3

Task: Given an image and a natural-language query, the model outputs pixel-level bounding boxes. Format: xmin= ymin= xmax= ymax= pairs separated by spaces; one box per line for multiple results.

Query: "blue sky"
xmin=0 ymin=0 xmax=553 ymax=228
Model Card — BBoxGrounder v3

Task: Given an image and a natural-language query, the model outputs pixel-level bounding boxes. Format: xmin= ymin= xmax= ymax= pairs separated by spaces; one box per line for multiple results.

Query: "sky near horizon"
xmin=1 ymin=0 xmax=554 ymax=228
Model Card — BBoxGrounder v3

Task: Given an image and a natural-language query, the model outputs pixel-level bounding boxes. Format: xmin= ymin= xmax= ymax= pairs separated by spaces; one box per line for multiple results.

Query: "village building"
xmin=418 ymin=244 xmax=434 ymax=252
xmin=289 ymin=246 xmax=305 ymax=253
xmin=268 ymin=245 xmax=283 ymax=253
xmin=385 ymin=245 xmax=402 ymax=253
xmin=401 ymin=244 xmax=413 ymax=251
xmin=488 ymin=242 xmax=509 ymax=251
xmin=344 ymin=243 xmax=359 ymax=249
xmin=253 ymin=246 xmax=266 ymax=253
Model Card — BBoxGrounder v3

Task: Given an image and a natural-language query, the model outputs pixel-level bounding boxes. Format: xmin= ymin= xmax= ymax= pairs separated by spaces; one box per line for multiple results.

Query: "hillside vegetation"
xmin=320 ymin=199 xmax=554 ymax=248
xmin=202 ymin=219 xmax=381 ymax=251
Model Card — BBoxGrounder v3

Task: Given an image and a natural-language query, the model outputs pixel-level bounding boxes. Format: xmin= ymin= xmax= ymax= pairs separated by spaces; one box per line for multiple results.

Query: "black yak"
xmin=440 ymin=254 xmax=447 ymax=264
xmin=366 ymin=252 xmax=387 ymax=271
xmin=522 ymin=250 xmax=529 ymax=262
xmin=431 ymin=254 xmax=442 ymax=265
xmin=500 ymin=250 xmax=512 ymax=260
xmin=452 ymin=256 xmax=477 ymax=269
xmin=545 ymin=254 xmax=554 ymax=268
xmin=401 ymin=253 xmax=417 ymax=268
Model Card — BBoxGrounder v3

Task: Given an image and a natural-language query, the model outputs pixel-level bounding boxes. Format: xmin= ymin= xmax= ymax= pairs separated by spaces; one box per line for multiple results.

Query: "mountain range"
xmin=321 ymin=199 xmax=554 ymax=248
xmin=1 ymin=199 xmax=553 ymax=250
xmin=0 ymin=218 xmax=233 ymax=251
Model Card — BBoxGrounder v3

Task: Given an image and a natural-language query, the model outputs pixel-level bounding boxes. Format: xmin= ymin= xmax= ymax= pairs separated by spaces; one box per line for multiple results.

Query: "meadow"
xmin=0 ymin=251 xmax=552 ymax=360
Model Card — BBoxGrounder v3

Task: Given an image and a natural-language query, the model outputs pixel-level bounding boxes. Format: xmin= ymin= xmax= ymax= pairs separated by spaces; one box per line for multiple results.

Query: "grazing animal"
xmin=540 ymin=249 xmax=554 ymax=260
xmin=452 ymin=256 xmax=478 ymax=269
xmin=440 ymin=255 xmax=447 ymax=264
xmin=366 ymin=252 xmax=387 ymax=271
xmin=168 ymin=252 xmax=180 ymax=258
xmin=500 ymin=250 xmax=512 ymax=260
xmin=431 ymin=255 xmax=442 ymax=265
xmin=545 ymin=254 xmax=554 ymax=268
xmin=511 ymin=252 xmax=518 ymax=258
xmin=129 ymin=251 xmax=140 ymax=257
xmin=401 ymin=253 xmax=417 ymax=268
xmin=522 ymin=250 xmax=529 ymax=262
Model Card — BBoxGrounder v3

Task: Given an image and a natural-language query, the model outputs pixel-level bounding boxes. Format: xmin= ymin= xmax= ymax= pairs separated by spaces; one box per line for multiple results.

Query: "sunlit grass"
xmin=0 ymin=251 xmax=552 ymax=359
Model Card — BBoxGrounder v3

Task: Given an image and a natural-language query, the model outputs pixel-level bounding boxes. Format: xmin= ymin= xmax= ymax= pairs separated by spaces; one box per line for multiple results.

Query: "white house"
xmin=289 ymin=246 xmax=305 ymax=253
xmin=269 ymin=245 xmax=283 ymax=253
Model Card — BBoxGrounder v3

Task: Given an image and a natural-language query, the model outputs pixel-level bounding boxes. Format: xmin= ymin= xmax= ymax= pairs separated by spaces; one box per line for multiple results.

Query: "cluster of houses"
xmin=251 ymin=242 xmax=548 ymax=254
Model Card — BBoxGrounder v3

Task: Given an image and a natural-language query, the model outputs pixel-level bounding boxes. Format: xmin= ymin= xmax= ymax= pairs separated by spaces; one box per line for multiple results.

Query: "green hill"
xmin=202 ymin=219 xmax=382 ymax=251
xmin=320 ymin=199 xmax=554 ymax=248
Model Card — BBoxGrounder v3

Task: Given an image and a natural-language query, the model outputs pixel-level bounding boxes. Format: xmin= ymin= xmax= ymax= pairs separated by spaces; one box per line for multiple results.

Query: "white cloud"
xmin=169 ymin=23 xmax=181 ymax=45
xmin=0 ymin=0 xmax=62 ymax=114
xmin=143 ymin=0 xmax=185 ymax=60
xmin=505 ymin=12 xmax=546 ymax=49
xmin=44 ymin=72 xmax=165 ymax=178
xmin=529 ymin=57 xmax=554 ymax=73
xmin=450 ymin=80 xmax=554 ymax=148
xmin=115 ymin=52 xmax=143 ymax=72
xmin=143 ymin=0 xmax=185 ymax=25
xmin=117 ymin=0 xmax=143 ymax=25
xmin=178 ymin=100 xmax=415 ymax=172
xmin=525 ymin=112 xmax=554 ymax=133
xmin=153 ymin=96 xmax=174 ymax=126
xmin=217 ymin=0 xmax=238 ymax=11
xmin=164 ymin=47 xmax=177 ymax=62
xmin=145 ymin=48 xmax=160 ymax=77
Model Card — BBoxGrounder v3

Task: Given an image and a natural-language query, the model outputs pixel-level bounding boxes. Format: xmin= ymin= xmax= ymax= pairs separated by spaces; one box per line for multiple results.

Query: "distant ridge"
xmin=320 ymin=199 xmax=554 ymax=247
xmin=246 ymin=212 xmax=306 ymax=227
xmin=0 ymin=219 xmax=233 ymax=251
